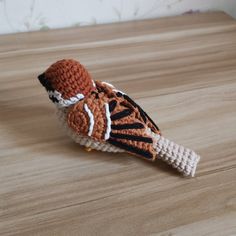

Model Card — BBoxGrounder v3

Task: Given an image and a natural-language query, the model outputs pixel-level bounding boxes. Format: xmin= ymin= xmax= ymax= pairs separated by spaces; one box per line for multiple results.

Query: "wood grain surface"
xmin=1 ymin=12 xmax=236 ymax=236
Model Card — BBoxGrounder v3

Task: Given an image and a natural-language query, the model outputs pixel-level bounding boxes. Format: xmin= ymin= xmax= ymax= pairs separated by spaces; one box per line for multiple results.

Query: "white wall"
xmin=0 ymin=0 xmax=236 ymax=35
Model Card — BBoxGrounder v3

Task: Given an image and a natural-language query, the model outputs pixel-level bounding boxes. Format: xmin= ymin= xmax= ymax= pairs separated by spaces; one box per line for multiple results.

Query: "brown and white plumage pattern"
xmin=66 ymin=81 xmax=159 ymax=160
xmin=38 ymin=59 xmax=200 ymax=177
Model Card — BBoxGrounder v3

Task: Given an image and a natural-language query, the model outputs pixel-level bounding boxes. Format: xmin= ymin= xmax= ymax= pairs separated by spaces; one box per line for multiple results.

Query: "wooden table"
xmin=1 ymin=12 xmax=236 ymax=236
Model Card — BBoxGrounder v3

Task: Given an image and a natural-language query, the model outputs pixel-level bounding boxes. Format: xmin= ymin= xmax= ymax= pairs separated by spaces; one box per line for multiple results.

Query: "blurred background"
xmin=0 ymin=0 xmax=236 ymax=35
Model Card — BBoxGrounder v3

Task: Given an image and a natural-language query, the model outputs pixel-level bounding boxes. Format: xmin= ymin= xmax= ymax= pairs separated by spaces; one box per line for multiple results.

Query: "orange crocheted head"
xmin=43 ymin=59 xmax=95 ymax=99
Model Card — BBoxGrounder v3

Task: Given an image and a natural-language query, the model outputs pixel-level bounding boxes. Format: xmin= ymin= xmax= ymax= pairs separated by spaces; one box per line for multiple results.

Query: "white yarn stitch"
xmin=112 ymin=89 xmax=125 ymax=95
xmin=101 ymin=81 xmax=126 ymax=95
xmin=84 ymin=104 xmax=94 ymax=136
xmin=92 ymin=80 xmax=96 ymax=87
xmin=104 ymin=103 xmax=111 ymax=140
xmin=48 ymin=89 xmax=84 ymax=108
xmin=56 ymin=108 xmax=124 ymax=153
xmin=102 ymin=81 xmax=115 ymax=88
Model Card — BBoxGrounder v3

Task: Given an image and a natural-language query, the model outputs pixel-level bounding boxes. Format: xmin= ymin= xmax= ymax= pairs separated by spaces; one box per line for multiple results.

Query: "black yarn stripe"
xmin=110 ymin=132 xmax=153 ymax=143
xmin=120 ymin=101 xmax=131 ymax=108
xmin=109 ymin=100 xmax=117 ymax=113
xmin=123 ymin=94 xmax=137 ymax=107
xmin=123 ymin=94 xmax=147 ymax=123
xmin=116 ymin=92 xmax=123 ymax=97
xmin=139 ymin=110 xmax=147 ymax=123
xmin=119 ymin=94 xmax=147 ymax=122
xmin=110 ymin=109 xmax=132 ymax=121
xmin=108 ymin=139 xmax=153 ymax=159
xmin=123 ymin=94 xmax=160 ymax=131
xmin=91 ymin=91 xmax=99 ymax=99
xmin=140 ymin=109 xmax=159 ymax=131
xmin=38 ymin=73 xmax=54 ymax=91
xmin=49 ymin=95 xmax=59 ymax=103
xmin=111 ymin=123 xmax=144 ymax=130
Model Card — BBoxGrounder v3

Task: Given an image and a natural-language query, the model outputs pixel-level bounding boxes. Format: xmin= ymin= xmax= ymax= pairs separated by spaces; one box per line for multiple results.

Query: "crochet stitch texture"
xmin=38 ymin=59 xmax=200 ymax=177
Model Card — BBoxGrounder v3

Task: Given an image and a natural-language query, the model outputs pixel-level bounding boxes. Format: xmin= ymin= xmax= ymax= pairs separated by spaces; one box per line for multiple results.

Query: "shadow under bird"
xmin=37 ymin=59 xmax=200 ymax=177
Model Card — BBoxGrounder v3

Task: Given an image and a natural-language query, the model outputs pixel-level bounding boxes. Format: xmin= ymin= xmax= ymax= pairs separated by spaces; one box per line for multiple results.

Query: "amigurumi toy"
xmin=38 ymin=59 xmax=200 ymax=177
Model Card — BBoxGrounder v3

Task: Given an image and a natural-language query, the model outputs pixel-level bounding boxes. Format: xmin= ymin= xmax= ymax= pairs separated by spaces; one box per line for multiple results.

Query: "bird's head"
xmin=38 ymin=59 xmax=96 ymax=107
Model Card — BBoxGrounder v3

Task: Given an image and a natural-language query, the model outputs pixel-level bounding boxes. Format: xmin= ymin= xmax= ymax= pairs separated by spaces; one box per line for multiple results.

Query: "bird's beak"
xmin=37 ymin=73 xmax=54 ymax=91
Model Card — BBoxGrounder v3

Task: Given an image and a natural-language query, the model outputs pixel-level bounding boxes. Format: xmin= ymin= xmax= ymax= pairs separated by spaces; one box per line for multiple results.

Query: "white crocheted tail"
xmin=154 ymin=135 xmax=200 ymax=177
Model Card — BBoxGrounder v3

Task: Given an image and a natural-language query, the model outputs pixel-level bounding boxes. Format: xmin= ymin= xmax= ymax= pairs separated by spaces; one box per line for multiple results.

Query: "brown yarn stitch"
xmin=68 ymin=94 xmax=109 ymax=141
xmin=67 ymin=101 xmax=89 ymax=136
xmin=45 ymin=59 xmax=95 ymax=99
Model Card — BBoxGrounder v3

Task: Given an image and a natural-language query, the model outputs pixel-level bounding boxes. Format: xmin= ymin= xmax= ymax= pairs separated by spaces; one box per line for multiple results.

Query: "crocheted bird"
xmin=38 ymin=59 xmax=200 ymax=177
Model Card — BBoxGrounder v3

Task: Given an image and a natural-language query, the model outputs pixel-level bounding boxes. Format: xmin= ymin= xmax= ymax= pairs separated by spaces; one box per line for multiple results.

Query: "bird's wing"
xmin=94 ymin=81 xmax=160 ymax=160
xmin=95 ymin=81 xmax=161 ymax=134
xmin=66 ymin=83 xmax=158 ymax=160
xmin=67 ymin=92 xmax=109 ymax=142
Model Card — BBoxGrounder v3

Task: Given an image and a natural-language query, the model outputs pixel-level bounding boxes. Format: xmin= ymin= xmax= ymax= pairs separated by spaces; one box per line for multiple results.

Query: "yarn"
xmin=45 ymin=59 xmax=95 ymax=99
xmin=37 ymin=59 xmax=200 ymax=177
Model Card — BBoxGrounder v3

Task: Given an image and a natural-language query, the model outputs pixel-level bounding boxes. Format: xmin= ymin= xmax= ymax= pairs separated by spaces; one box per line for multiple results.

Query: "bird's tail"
xmin=154 ymin=134 xmax=200 ymax=177
xmin=146 ymin=128 xmax=200 ymax=177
